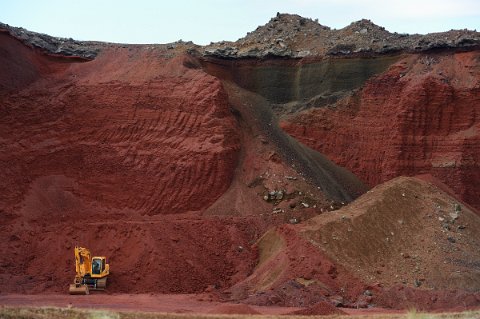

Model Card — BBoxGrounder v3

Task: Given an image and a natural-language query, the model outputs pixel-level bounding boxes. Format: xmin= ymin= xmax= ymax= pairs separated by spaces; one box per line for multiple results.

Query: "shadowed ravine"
xmin=220 ymin=80 xmax=367 ymax=203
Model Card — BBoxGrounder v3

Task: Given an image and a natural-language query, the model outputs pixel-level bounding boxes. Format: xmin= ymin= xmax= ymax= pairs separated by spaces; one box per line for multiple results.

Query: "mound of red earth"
xmin=0 ymin=14 xmax=479 ymax=313
xmin=233 ymin=177 xmax=480 ymax=310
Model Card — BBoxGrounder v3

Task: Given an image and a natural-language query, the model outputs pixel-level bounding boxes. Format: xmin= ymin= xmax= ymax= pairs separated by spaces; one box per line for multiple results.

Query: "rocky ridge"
xmin=2 ymin=14 xmax=480 ymax=60
xmin=203 ymin=13 xmax=480 ymax=58
xmin=0 ymin=22 xmax=102 ymax=60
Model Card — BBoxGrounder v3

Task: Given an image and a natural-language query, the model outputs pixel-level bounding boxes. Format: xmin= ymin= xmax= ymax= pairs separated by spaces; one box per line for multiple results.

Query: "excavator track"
xmin=94 ymin=277 xmax=107 ymax=290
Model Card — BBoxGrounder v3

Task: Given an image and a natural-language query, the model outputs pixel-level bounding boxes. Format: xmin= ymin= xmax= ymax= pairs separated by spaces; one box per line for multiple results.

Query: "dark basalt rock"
xmin=0 ymin=22 xmax=100 ymax=60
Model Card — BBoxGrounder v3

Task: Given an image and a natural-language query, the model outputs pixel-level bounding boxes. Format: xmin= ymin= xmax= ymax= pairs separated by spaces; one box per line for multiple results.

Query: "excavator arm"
xmin=74 ymin=246 xmax=92 ymax=281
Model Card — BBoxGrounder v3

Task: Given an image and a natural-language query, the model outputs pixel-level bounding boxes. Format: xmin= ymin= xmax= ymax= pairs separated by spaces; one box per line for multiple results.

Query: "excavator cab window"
xmin=92 ymin=258 xmax=102 ymax=275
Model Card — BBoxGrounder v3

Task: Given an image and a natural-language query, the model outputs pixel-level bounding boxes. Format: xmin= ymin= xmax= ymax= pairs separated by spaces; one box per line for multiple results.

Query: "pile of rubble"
xmin=202 ymin=13 xmax=480 ymax=58
xmin=0 ymin=22 xmax=101 ymax=60
xmin=2 ymin=13 xmax=479 ymax=60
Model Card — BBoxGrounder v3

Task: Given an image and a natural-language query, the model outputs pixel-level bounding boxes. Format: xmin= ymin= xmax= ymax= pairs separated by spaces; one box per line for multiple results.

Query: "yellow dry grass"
xmin=0 ymin=306 xmax=479 ymax=319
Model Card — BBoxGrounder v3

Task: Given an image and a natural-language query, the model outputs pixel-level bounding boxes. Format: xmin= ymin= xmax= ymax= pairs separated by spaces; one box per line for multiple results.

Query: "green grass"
xmin=0 ymin=306 xmax=479 ymax=319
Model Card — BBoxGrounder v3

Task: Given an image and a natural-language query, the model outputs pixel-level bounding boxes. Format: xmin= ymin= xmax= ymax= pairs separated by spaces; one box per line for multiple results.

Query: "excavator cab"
xmin=91 ymin=257 xmax=108 ymax=277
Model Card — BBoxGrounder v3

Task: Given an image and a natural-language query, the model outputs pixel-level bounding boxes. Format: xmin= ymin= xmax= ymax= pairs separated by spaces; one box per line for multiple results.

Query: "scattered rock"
xmin=289 ymin=218 xmax=299 ymax=224
xmin=276 ymin=191 xmax=284 ymax=200
xmin=0 ymin=22 xmax=99 ymax=59
xmin=264 ymin=190 xmax=285 ymax=202
xmin=295 ymin=50 xmax=311 ymax=57
xmin=449 ymin=212 xmax=459 ymax=221
xmin=201 ymin=14 xmax=480 ymax=58
xmin=329 ymin=295 xmax=344 ymax=307
xmin=454 ymin=203 xmax=462 ymax=212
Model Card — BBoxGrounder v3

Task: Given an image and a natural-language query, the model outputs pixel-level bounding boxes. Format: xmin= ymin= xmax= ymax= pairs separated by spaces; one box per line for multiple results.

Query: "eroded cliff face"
xmin=1 ymin=16 xmax=479 ymax=308
xmin=0 ymin=33 xmax=255 ymax=293
xmin=280 ymin=51 xmax=480 ymax=210
xmin=0 ymin=34 xmax=240 ymax=219
xmin=0 ymin=26 xmax=366 ymax=295
xmin=200 ymin=48 xmax=479 ymax=210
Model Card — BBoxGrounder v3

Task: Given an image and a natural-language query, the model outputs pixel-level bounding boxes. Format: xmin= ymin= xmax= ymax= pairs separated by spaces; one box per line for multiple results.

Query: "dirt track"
xmin=0 ymin=294 xmax=409 ymax=316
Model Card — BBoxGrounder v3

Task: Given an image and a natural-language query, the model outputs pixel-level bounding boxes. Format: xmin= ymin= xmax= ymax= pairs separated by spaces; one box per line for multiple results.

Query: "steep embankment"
xmin=199 ymin=50 xmax=480 ymax=211
xmin=0 ymin=23 xmax=366 ymax=294
xmin=0 ymin=33 xmax=252 ymax=293
xmin=0 ymin=37 xmax=239 ymax=218
xmin=281 ymin=51 xmax=480 ymax=210
xmin=0 ymin=32 xmax=44 ymax=92
xmin=202 ymin=13 xmax=480 ymax=211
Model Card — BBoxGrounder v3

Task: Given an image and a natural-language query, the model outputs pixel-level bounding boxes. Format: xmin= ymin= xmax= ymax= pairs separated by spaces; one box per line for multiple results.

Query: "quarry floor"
xmin=0 ymin=293 xmax=407 ymax=316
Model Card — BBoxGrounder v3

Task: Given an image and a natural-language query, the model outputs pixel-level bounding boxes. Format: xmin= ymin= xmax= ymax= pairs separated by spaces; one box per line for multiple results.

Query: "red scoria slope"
xmin=281 ymin=51 xmax=480 ymax=210
xmin=0 ymin=33 xmax=251 ymax=293
xmin=0 ymin=33 xmax=239 ymax=218
xmin=233 ymin=177 xmax=480 ymax=310
xmin=0 ymin=28 xmax=365 ymax=294
xmin=1 ymin=18 xmax=479 ymax=312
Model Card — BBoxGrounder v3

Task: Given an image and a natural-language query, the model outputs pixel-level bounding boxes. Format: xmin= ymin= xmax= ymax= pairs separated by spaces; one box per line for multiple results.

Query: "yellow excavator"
xmin=69 ymin=246 xmax=110 ymax=295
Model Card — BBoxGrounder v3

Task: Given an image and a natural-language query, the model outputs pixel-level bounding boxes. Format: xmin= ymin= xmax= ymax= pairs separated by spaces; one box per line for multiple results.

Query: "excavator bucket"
xmin=69 ymin=284 xmax=89 ymax=295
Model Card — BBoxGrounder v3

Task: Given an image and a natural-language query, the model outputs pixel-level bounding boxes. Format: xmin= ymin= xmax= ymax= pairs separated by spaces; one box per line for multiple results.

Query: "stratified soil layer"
xmin=0 ymin=15 xmax=479 ymax=313
xmin=281 ymin=51 xmax=480 ymax=211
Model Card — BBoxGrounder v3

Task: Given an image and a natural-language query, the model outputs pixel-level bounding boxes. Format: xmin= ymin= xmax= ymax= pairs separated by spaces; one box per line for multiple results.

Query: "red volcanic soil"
xmin=0 ymin=28 xmax=364 ymax=297
xmin=236 ymin=176 xmax=480 ymax=311
xmin=281 ymin=51 xmax=480 ymax=211
xmin=290 ymin=301 xmax=348 ymax=315
xmin=0 ymin=33 xmax=261 ymax=296
xmin=0 ymin=38 xmax=239 ymax=218
xmin=1 ymin=22 xmax=480 ymax=315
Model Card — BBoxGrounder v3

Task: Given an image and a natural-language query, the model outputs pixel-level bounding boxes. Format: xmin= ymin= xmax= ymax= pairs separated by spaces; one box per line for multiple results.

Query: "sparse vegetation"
xmin=0 ymin=307 xmax=479 ymax=319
